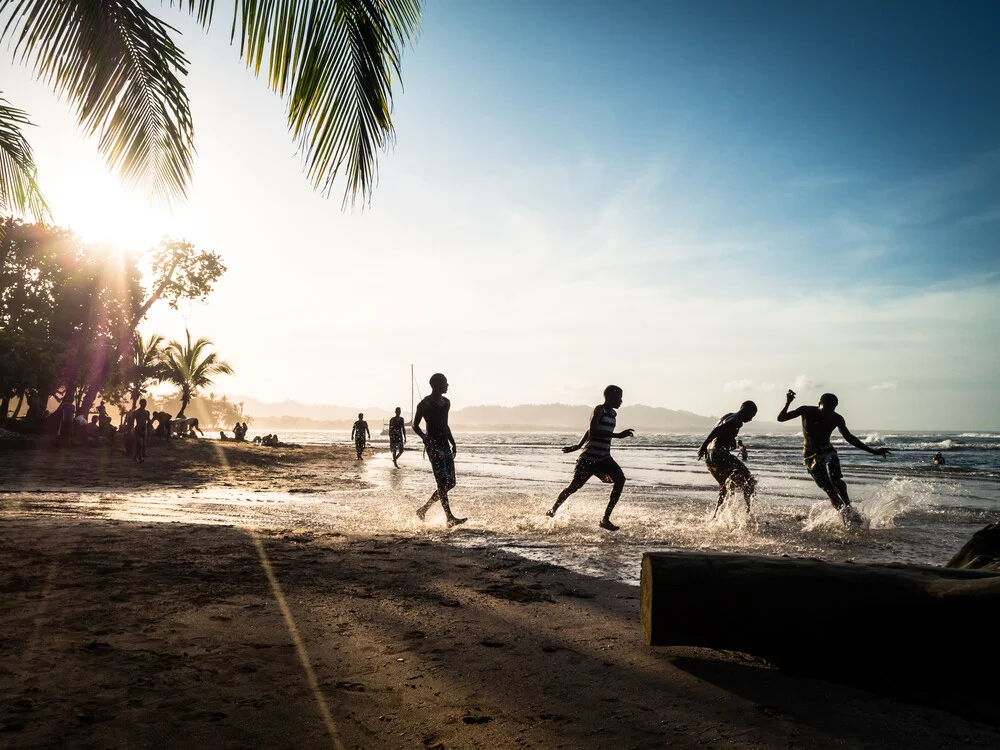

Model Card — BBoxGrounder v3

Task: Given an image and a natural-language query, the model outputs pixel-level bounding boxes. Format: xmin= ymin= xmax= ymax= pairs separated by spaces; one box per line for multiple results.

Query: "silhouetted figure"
xmin=547 ymin=385 xmax=635 ymax=531
xmin=933 ymin=451 xmax=945 ymax=466
xmin=58 ymin=396 xmax=74 ymax=446
xmin=777 ymin=390 xmax=891 ymax=523
xmin=153 ymin=411 xmax=172 ymax=439
xmin=133 ymin=398 xmax=150 ymax=462
xmin=698 ymin=401 xmax=758 ymax=517
xmin=388 ymin=407 xmax=406 ymax=467
xmin=351 ymin=412 xmax=370 ymax=460
xmin=412 ymin=373 xmax=466 ymax=527
xmin=737 ymin=439 xmax=748 ymax=461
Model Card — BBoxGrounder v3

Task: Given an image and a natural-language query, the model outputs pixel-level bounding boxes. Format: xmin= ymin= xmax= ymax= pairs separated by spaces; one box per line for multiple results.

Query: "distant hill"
xmin=449 ymin=403 xmax=717 ymax=432
xmin=235 ymin=396 xmax=392 ymax=423
xmin=232 ymin=396 xmax=719 ymax=432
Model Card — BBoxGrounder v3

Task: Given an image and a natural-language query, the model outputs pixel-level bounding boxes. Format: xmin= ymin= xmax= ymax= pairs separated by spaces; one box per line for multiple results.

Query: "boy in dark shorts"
xmin=547 ymin=385 xmax=635 ymax=531
xmin=133 ymin=398 xmax=151 ymax=462
xmin=388 ymin=407 xmax=406 ymax=467
xmin=697 ymin=401 xmax=758 ymax=517
xmin=412 ymin=374 xmax=466 ymax=527
xmin=351 ymin=413 xmax=370 ymax=460
xmin=777 ymin=389 xmax=891 ymax=523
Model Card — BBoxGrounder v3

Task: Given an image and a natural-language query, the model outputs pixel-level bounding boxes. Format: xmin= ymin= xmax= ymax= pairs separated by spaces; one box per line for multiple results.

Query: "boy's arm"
xmin=697 ymin=426 xmax=720 ymax=459
xmin=563 ymin=430 xmax=589 ymax=453
xmin=838 ymin=418 xmax=891 ymax=456
xmin=777 ymin=390 xmax=803 ymax=422
xmin=411 ymin=404 xmax=426 ymax=442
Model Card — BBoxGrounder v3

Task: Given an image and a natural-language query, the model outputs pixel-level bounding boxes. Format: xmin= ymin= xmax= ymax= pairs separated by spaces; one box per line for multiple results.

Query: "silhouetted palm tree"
xmin=0 ymin=0 xmax=422 ymax=219
xmin=128 ymin=331 xmax=166 ymax=409
xmin=162 ymin=330 xmax=234 ymax=418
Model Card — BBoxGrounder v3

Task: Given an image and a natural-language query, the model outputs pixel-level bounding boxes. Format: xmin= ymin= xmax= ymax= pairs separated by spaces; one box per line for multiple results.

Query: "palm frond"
xmin=1 ymin=0 xmax=196 ymax=205
xmin=176 ymin=0 xmax=422 ymax=207
xmin=0 ymin=94 xmax=49 ymax=220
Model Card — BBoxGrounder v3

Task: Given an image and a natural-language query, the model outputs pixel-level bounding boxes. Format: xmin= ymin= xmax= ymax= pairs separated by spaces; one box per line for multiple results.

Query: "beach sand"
xmin=2 ymin=442 xmax=998 ymax=748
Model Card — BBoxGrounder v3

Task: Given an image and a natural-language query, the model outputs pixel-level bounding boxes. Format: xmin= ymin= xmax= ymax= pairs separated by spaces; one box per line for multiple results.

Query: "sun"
xmin=44 ymin=168 xmax=179 ymax=253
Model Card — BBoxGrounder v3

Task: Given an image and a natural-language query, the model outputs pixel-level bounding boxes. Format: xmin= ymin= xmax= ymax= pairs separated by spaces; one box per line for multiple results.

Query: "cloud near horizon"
xmin=869 ymin=381 xmax=899 ymax=391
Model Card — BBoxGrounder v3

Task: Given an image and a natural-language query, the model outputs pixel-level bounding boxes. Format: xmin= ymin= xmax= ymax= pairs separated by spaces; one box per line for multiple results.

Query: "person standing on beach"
xmin=351 ymin=413 xmax=370 ymax=460
xmin=388 ymin=407 xmax=406 ymax=468
xmin=547 ymin=385 xmax=634 ymax=531
xmin=412 ymin=373 xmax=466 ymax=527
xmin=133 ymin=398 xmax=150 ymax=462
xmin=777 ymin=390 xmax=891 ymax=523
xmin=737 ymin=440 xmax=748 ymax=461
xmin=697 ymin=401 xmax=758 ymax=517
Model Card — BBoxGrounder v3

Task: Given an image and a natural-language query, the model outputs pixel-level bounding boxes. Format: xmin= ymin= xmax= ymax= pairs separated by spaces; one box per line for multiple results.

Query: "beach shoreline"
xmin=2 ymin=442 xmax=999 ymax=748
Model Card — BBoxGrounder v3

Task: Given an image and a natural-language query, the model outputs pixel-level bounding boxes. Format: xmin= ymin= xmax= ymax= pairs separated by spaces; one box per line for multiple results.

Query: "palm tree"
xmin=0 ymin=0 xmax=422 ymax=221
xmin=162 ymin=329 xmax=234 ymax=418
xmin=128 ymin=331 xmax=166 ymax=410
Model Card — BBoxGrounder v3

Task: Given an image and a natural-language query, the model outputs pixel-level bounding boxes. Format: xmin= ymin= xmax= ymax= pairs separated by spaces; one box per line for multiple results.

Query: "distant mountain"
xmin=233 ymin=396 xmax=392 ymax=422
xmin=449 ymin=403 xmax=717 ymax=431
xmin=226 ymin=396 xmax=802 ymax=432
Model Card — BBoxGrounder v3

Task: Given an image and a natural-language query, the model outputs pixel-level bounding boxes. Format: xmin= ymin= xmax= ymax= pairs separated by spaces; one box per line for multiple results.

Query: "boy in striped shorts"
xmin=547 ymin=385 xmax=635 ymax=531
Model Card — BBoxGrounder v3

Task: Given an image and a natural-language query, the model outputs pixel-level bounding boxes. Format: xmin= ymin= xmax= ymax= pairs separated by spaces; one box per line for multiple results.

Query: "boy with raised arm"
xmin=697 ymin=401 xmax=758 ymax=517
xmin=777 ymin=389 xmax=891 ymax=522
xmin=412 ymin=373 xmax=466 ymax=527
xmin=547 ymin=385 xmax=634 ymax=531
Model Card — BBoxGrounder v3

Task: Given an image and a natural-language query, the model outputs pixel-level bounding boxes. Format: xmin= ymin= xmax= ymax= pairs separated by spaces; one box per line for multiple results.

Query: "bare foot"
xmin=599 ymin=519 xmax=619 ymax=532
xmin=416 ymin=506 xmax=427 ymax=521
xmin=447 ymin=517 xmax=467 ymax=528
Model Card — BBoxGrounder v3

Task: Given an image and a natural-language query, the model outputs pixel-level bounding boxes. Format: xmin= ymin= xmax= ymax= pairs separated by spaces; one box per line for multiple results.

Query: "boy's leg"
xmin=548 ymin=466 xmax=590 ymax=517
xmin=599 ymin=460 xmax=627 ymax=530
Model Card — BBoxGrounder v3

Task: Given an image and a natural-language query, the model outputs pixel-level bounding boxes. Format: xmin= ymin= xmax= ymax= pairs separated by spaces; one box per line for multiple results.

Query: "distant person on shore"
xmin=412 ymin=373 xmax=466 ymax=527
xmin=133 ymin=399 xmax=150 ymax=462
xmin=388 ymin=407 xmax=407 ymax=468
xmin=697 ymin=402 xmax=758 ymax=518
xmin=777 ymin=390 xmax=891 ymax=524
xmin=737 ymin=439 xmax=748 ymax=461
xmin=547 ymin=385 xmax=634 ymax=531
xmin=351 ymin=413 xmax=370 ymax=460
xmin=58 ymin=397 xmax=74 ymax=445
xmin=933 ymin=451 xmax=945 ymax=466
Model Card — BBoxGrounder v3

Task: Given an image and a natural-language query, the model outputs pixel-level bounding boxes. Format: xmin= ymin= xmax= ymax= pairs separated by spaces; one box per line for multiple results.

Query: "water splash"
xmin=801 ymin=476 xmax=933 ymax=533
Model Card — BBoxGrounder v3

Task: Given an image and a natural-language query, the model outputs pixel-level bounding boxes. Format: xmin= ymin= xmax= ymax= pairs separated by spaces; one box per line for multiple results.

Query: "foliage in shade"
xmin=1 ymin=219 xmax=229 ymax=424
xmin=0 ymin=0 xmax=423 ymax=209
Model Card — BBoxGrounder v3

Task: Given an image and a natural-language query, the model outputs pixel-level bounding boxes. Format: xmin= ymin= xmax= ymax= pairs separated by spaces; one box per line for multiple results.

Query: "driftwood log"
xmin=640 ymin=550 xmax=1000 ymax=678
xmin=947 ymin=521 xmax=1000 ymax=571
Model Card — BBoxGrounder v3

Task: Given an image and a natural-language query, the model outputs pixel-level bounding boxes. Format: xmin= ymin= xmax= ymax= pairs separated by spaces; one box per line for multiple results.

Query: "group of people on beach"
xmin=393 ymin=374 xmax=892 ymax=531
xmin=49 ymin=392 xmax=211 ymax=463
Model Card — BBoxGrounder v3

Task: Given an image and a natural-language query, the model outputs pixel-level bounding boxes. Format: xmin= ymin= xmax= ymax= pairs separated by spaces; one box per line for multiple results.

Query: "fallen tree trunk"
xmin=947 ymin=521 xmax=1000 ymax=571
xmin=640 ymin=551 xmax=1000 ymax=679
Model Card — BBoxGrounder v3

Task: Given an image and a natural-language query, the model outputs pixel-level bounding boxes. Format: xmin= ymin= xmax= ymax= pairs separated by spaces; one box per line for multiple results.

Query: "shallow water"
xmin=4 ymin=430 xmax=997 ymax=586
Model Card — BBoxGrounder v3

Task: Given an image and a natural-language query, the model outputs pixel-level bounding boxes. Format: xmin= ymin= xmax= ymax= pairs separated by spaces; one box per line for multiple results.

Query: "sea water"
xmin=4 ymin=430 xmax=998 ymax=585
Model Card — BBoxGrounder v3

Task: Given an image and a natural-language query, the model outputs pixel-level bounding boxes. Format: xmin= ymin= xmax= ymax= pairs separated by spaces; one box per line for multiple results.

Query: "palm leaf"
xmin=174 ymin=0 xmax=422 ymax=206
xmin=0 ymin=0 xmax=195 ymax=206
xmin=0 ymin=94 xmax=49 ymax=221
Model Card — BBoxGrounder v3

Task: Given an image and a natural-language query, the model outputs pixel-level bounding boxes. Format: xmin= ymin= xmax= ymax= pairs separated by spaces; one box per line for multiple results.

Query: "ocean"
xmin=9 ymin=429 xmax=999 ymax=585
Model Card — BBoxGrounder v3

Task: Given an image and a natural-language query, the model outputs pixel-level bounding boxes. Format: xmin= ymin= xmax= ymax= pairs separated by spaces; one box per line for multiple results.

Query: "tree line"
xmin=1 ymin=218 xmax=233 ymax=430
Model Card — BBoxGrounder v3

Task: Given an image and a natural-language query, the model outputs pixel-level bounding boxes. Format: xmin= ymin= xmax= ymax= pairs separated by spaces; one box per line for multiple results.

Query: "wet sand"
xmin=2 ymin=442 xmax=999 ymax=748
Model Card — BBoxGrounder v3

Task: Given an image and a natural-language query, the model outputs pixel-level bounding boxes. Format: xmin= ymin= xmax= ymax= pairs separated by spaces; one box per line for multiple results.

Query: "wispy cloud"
xmin=869 ymin=381 xmax=898 ymax=391
xmin=724 ymin=380 xmax=778 ymax=393
xmin=792 ymin=375 xmax=821 ymax=391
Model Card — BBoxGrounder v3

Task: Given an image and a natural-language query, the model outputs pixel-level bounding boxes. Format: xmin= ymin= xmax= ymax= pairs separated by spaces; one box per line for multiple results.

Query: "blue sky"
xmin=2 ymin=1 xmax=998 ymax=429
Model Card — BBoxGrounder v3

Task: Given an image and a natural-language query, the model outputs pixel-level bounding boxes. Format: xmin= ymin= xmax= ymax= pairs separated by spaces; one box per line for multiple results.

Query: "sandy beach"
xmin=2 ymin=441 xmax=999 ymax=749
